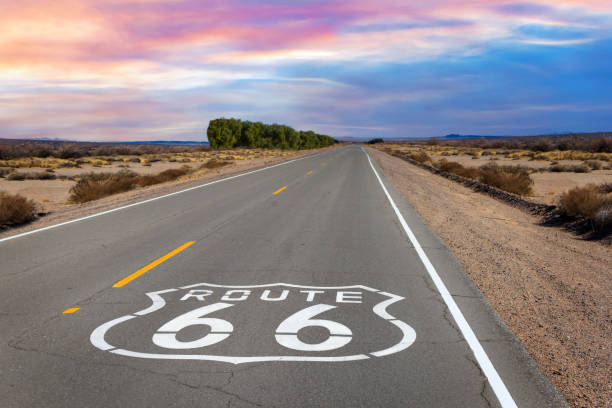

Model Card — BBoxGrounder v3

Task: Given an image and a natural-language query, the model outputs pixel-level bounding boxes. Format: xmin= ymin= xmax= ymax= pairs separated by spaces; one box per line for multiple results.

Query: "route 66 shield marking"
xmin=90 ymin=283 xmax=416 ymax=364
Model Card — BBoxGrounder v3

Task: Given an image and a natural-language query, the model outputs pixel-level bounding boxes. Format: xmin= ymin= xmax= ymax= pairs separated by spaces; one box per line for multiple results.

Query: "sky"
xmin=1 ymin=0 xmax=612 ymax=141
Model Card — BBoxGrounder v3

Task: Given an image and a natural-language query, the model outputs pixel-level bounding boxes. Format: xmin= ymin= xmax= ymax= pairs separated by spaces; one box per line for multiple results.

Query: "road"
xmin=0 ymin=146 xmax=566 ymax=407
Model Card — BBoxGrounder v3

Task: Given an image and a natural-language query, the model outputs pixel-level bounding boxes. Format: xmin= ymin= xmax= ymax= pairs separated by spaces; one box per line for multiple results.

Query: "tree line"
xmin=207 ymin=118 xmax=336 ymax=149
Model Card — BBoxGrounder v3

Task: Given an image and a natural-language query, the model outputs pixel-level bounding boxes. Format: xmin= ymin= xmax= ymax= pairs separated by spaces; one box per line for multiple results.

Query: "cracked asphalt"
xmin=0 ymin=146 xmax=566 ymax=407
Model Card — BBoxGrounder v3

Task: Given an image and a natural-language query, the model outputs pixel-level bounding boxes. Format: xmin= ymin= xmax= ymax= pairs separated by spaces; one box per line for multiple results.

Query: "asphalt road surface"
xmin=0 ymin=146 xmax=566 ymax=407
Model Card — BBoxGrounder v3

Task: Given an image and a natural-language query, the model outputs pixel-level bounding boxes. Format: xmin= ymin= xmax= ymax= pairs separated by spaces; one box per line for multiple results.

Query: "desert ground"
xmin=381 ymin=143 xmax=612 ymax=205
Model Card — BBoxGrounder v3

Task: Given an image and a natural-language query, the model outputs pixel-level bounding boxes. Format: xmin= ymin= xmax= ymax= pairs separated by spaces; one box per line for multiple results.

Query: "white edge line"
xmin=0 ymin=153 xmax=319 ymax=244
xmin=362 ymin=147 xmax=518 ymax=408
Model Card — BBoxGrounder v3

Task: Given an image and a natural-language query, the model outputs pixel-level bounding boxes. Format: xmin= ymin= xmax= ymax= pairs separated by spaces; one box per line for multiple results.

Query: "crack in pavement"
xmin=6 ymin=339 xmax=270 ymax=407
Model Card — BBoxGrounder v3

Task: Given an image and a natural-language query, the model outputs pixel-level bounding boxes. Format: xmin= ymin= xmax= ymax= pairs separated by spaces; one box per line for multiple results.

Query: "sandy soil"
xmin=0 ymin=147 xmax=334 ymax=238
xmin=531 ymin=171 xmax=612 ymax=205
xmin=369 ymin=147 xmax=611 ymax=408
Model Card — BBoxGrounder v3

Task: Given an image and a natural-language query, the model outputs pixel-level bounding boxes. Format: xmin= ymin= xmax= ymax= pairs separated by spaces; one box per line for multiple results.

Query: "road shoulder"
xmin=367 ymin=146 xmax=609 ymax=408
xmin=365 ymin=147 xmax=573 ymax=407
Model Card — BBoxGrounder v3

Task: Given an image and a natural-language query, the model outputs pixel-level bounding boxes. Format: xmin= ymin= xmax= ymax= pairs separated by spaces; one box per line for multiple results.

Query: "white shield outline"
xmin=90 ymin=283 xmax=416 ymax=364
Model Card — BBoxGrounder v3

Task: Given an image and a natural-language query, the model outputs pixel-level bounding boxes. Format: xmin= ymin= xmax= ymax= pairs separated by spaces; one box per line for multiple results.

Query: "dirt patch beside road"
xmin=368 ymin=147 xmax=611 ymax=408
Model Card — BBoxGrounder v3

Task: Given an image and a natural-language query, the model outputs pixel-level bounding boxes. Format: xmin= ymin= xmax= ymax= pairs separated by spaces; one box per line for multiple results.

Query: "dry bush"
xmin=26 ymin=171 xmax=56 ymax=180
xmin=548 ymin=163 xmax=591 ymax=173
xmin=479 ymin=163 xmax=533 ymax=196
xmin=406 ymin=150 xmax=431 ymax=163
xmin=200 ymin=159 xmax=232 ymax=169
xmin=585 ymin=160 xmax=602 ymax=170
xmin=6 ymin=172 xmax=26 ymax=180
xmin=136 ymin=166 xmax=191 ymax=187
xmin=69 ymin=166 xmax=196 ymax=203
xmin=0 ymin=168 xmax=12 ymax=178
xmin=600 ymin=183 xmax=612 ymax=194
xmin=435 ymin=159 xmax=480 ymax=179
xmin=559 ymin=184 xmax=611 ymax=221
xmin=69 ymin=171 xmax=138 ymax=203
xmin=0 ymin=191 xmax=38 ymax=226
xmin=5 ymin=171 xmax=57 ymax=180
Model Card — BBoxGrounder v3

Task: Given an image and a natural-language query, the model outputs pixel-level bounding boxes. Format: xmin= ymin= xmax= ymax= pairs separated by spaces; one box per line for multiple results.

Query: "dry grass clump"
xmin=559 ymin=185 xmax=612 ymax=231
xmin=136 ymin=166 xmax=191 ymax=187
xmin=406 ymin=150 xmax=431 ymax=163
xmin=584 ymin=160 xmax=602 ymax=170
xmin=0 ymin=191 xmax=38 ymax=226
xmin=6 ymin=172 xmax=26 ymax=180
xmin=4 ymin=170 xmax=58 ymax=180
xmin=479 ymin=163 xmax=533 ymax=196
xmin=380 ymin=147 xmax=432 ymax=164
xmin=69 ymin=171 xmax=138 ymax=203
xmin=69 ymin=166 xmax=196 ymax=203
xmin=548 ymin=163 xmax=591 ymax=173
xmin=435 ymin=159 xmax=480 ymax=178
xmin=432 ymin=160 xmax=533 ymax=196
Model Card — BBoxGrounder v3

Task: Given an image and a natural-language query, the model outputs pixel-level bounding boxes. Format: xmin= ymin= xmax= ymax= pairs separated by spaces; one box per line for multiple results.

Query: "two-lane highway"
xmin=0 ymin=146 xmax=566 ymax=407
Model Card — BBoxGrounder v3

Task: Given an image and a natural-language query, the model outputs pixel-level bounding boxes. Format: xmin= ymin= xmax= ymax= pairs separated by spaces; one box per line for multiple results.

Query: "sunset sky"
xmin=2 ymin=0 xmax=612 ymax=141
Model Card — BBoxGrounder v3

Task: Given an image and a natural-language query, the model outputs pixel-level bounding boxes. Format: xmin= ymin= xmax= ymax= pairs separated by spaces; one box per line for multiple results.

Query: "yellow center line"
xmin=273 ymin=186 xmax=287 ymax=195
xmin=113 ymin=241 xmax=196 ymax=288
xmin=63 ymin=307 xmax=80 ymax=314
xmin=306 ymin=171 xmax=313 ymax=175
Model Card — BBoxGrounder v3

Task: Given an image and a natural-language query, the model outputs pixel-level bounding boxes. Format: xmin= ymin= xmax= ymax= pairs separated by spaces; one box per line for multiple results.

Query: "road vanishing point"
xmin=0 ymin=146 xmax=566 ymax=407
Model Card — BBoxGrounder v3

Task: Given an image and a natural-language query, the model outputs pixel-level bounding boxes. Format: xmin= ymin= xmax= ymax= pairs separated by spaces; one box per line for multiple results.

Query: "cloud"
xmin=1 ymin=0 xmax=611 ymax=140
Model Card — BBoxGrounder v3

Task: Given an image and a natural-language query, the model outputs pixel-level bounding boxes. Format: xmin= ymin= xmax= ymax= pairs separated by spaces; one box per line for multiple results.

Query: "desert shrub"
xmin=136 ymin=167 xmax=191 ymax=187
xmin=435 ymin=159 xmax=480 ymax=179
xmin=0 ymin=168 xmax=12 ymax=178
xmin=25 ymin=171 xmax=56 ymax=180
xmin=585 ymin=160 xmax=602 ymax=170
xmin=200 ymin=160 xmax=232 ymax=169
xmin=559 ymin=184 xmax=611 ymax=220
xmin=573 ymin=164 xmax=591 ymax=173
xmin=69 ymin=171 xmax=138 ymax=203
xmin=6 ymin=172 xmax=26 ymax=181
xmin=549 ymin=164 xmax=591 ymax=173
xmin=69 ymin=167 xmax=198 ymax=203
xmin=405 ymin=150 xmax=431 ymax=163
xmin=367 ymin=138 xmax=384 ymax=144
xmin=599 ymin=183 xmax=612 ymax=194
xmin=479 ymin=163 xmax=533 ymax=196
xmin=0 ymin=191 xmax=38 ymax=226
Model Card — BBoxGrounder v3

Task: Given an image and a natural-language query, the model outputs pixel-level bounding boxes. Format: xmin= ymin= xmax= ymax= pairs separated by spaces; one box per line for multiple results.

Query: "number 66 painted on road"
xmin=152 ymin=303 xmax=351 ymax=352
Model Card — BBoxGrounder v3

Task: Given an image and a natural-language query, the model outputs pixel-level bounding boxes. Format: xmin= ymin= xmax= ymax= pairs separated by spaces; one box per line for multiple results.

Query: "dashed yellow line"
xmin=63 ymin=307 xmax=80 ymax=314
xmin=273 ymin=186 xmax=287 ymax=195
xmin=113 ymin=241 xmax=196 ymax=287
xmin=306 ymin=171 xmax=313 ymax=175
